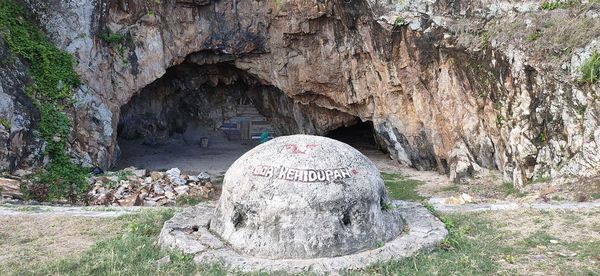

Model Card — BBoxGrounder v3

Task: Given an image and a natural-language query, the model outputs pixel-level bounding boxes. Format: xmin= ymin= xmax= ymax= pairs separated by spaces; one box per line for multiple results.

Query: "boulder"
xmin=210 ymin=135 xmax=403 ymax=259
xmin=0 ymin=177 xmax=22 ymax=199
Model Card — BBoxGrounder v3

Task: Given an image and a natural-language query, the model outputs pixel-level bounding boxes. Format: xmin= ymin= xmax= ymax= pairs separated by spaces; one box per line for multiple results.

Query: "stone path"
xmin=1 ymin=199 xmax=599 ymax=219
xmin=429 ymin=197 xmax=600 ymax=212
xmin=0 ymin=204 xmax=147 ymax=218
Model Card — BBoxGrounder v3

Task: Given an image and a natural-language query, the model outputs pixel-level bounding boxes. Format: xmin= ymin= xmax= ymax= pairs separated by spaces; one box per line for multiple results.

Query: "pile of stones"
xmin=88 ymin=167 xmax=215 ymax=206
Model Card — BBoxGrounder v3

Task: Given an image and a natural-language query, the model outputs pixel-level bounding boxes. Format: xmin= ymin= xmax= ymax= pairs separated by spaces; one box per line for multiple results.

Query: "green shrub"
xmin=98 ymin=28 xmax=127 ymax=44
xmin=0 ymin=0 xmax=88 ymax=202
xmin=393 ymin=16 xmax=407 ymax=27
xmin=527 ymin=30 xmax=542 ymax=41
xmin=580 ymin=49 xmax=600 ymax=84
xmin=481 ymin=30 xmax=490 ymax=49
xmin=0 ymin=117 xmax=10 ymax=130
xmin=540 ymin=0 xmax=581 ymax=10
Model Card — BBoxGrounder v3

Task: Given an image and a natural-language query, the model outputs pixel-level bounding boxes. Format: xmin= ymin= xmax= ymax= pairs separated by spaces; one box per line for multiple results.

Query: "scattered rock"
xmin=88 ymin=167 xmax=215 ymax=206
xmin=550 ymin=240 xmax=559 ymax=244
xmin=13 ymin=169 xmax=32 ymax=178
xmin=151 ymin=171 xmax=163 ymax=181
xmin=532 ymin=255 xmax=545 ymax=261
xmin=558 ymin=251 xmax=577 ymax=257
xmin=156 ymin=255 xmax=171 ymax=266
xmin=174 ymin=185 xmax=189 ymax=197
xmin=445 ymin=196 xmax=465 ymax=205
xmin=460 ymin=193 xmax=473 ymax=203
xmin=0 ymin=177 xmax=22 ymax=199
xmin=197 ymin=172 xmax=211 ymax=183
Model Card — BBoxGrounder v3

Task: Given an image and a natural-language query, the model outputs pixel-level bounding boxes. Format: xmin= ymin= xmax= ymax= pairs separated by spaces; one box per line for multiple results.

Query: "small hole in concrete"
xmin=192 ymin=225 xmax=199 ymax=232
xmin=342 ymin=211 xmax=351 ymax=226
xmin=232 ymin=211 xmax=246 ymax=229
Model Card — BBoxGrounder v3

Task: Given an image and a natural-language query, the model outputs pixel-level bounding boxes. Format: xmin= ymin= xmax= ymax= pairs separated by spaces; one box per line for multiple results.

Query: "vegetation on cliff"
xmin=580 ymin=50 xmax=600 ymax=84
xmin=0 ymin=0 xmax=87 ymax=202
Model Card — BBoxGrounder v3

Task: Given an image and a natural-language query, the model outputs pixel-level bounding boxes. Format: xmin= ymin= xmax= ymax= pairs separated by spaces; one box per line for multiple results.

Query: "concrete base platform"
xmin=159 ymin=201 xmax=447 ymax=273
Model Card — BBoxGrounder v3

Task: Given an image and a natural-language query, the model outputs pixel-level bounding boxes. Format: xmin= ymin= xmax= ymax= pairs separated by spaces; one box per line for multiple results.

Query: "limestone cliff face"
xmin=0 ymin=36 xmax=42 ymax=172
xmin=5 ymin=0 xmax=600 ymax=186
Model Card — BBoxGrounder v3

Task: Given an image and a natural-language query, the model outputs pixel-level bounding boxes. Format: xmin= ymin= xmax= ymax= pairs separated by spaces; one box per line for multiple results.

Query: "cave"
xmin=114 ymin=54 xmax=344 ymax=174
xmin=326 ymin=120 xmax=380 ymax=150
xmin=115 ymin=59 xmax=283 ymax=174
xmin=114 ymin=53 xmax=388 ymax=174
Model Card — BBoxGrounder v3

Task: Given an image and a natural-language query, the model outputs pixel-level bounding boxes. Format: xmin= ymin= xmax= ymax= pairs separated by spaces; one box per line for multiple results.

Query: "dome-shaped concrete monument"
xmin=210 ymin=135 xmax=403 ymax=259
xmin=159 ymin=135 xmax=447 ymax=273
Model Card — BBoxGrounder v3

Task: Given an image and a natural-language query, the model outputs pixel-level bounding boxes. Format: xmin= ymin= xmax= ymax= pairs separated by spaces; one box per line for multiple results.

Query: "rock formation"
xmin=1 ymin=0 xmax=600 ymax=186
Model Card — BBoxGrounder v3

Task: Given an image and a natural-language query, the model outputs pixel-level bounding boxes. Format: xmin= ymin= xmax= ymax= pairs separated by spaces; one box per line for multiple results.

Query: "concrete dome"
xmin=209 ymin=135 xmax=403 ymax=259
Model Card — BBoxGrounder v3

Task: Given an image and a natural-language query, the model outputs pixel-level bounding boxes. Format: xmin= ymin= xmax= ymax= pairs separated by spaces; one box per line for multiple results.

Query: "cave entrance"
xmin=115 ymin=60 xmax=286 ymax=174
xmin=114 ymin=54 xmax=390 ymax=175
xmin=326 ymin=120 xmax=382 ymax=151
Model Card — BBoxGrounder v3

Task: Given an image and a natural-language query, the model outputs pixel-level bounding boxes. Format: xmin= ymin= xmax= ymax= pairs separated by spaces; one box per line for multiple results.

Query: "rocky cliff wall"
xmin=3 ymin=0 xmax=599 ymax=187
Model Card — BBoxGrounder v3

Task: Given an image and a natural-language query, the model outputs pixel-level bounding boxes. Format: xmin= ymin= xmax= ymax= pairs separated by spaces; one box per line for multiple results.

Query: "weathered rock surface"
xmin=0 ymin=36 xmax=41 ymax=172
xmin=0 ymin=177 xmax=22 ymax=199
xmin=210 ymin=135 xmax=402 ymax=259
xmin=2 ymin=0 xmax=600 ymax=186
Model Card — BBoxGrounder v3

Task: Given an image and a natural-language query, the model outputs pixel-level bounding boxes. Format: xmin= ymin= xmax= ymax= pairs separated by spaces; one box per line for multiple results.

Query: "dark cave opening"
xmin=115 ymin=61 xmax=292 ymax=174
xmin=326 ymin=120 xmax=382 ymax=151
xmin=114 ymin=54 xmax=389 ymax=174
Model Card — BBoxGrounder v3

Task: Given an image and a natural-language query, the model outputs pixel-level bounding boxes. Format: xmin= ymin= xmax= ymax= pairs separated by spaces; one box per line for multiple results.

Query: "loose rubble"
xmin=88 ymin=167 xmax=215 ymax=206
xmin=0 ymin=177 xmax=22 ymax=199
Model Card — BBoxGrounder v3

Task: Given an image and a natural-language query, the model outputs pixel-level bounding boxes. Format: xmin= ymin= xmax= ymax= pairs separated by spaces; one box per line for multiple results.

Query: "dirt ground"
xmin=116 ymin=137 xmax=259 ymax=175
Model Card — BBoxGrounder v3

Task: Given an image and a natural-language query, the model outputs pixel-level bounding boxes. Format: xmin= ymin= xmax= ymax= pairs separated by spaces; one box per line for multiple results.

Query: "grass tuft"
xmin=381 ymin=172 xmax=425 ymax=201
xmin=580 ymin=49 xmax=600 ymax=84
xmin=502 ymin=181 xmax=526 ymax=197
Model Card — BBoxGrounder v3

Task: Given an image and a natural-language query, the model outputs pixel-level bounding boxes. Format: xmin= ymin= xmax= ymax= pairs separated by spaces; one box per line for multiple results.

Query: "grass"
xmin=393 ymin=16 xmax=407 ymax=27
xmin=527 ymin=30 xmax=542 ymax=42
xmin=540 ymin=0 xmax=580 ymax=10
xmin=2 ymin=207 xmax=598 ymax=275
xmin=580 ymin=49 xmax=600 ymax=84
xmin=15 ymin=206 xmax=50 ymax=212
xmin=523 ymin=230 xmax=558 ymax=247
xmin=176 ymin=196 xmax=204 ymax=207
xmin=4 ymin=209 xmax=229 ymax=276
xmin=0 ymin=117 xmax=10 ymax=130
xmin=381 ymin=172 xmax=425 ymax=201
xmin=502 ymin=182 xmax=527 ymax=197
xmin=353 ymin=211 xmax=505 ymax=275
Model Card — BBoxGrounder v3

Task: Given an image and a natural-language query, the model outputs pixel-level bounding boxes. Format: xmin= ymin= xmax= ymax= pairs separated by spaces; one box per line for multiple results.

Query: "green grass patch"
xmin=0 ymin=117 xmax=10 ymax=130
xmin=381 ymin=172 xmax=425 ymax=201
xmin=527 ymin=30 xmax=543 ymax=41
xmin=0 ymin=0 xmax=88 ymax=202
xmin=98 ymin=28 xmax=127 ymax=44
xmin=176 ymin=196 xmax=204 ymax=207
xmin=540 ymin=0 xmax=581 ymax=10
xmin=502 ymin=181 xmax=526 ymax=197
xmin=15 ymin=206 xmax=50 ymax=212
xmin=393 ymin=16 xmax=407 ymax=27
xmin=580 ymin=49 xmax=600 ymax=84
xmin=523 ymin=230 xmax=558 ymax=247
xmin=354 ymin=210 xmax=507 ymax=275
